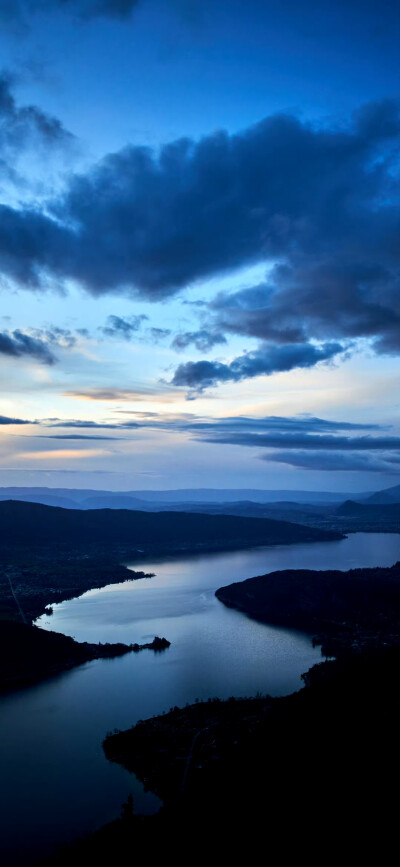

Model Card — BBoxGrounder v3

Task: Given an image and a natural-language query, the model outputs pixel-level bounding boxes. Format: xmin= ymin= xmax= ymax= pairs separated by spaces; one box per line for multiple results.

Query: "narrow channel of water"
xmin=1 ymin=533 xmax=399 ymax=863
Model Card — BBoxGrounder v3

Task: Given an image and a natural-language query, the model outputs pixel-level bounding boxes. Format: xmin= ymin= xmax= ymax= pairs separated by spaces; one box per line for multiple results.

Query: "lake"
xmin=1 ymin=532 xmax=400 ymax=863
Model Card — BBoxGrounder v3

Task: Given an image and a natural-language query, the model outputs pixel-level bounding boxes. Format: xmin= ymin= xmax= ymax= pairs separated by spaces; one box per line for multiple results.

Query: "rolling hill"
xmin=0 ymin=499 xmax=343 ymax=550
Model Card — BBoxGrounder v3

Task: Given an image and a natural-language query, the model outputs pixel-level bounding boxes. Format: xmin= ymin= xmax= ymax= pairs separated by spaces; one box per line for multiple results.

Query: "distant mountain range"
xmin=0 ymin=485 xmax=399 ymax=538
xmin=362 ymin=484 xmax=400 ymax=505
xmin=0 ymin=483 xmax=393 ymax=511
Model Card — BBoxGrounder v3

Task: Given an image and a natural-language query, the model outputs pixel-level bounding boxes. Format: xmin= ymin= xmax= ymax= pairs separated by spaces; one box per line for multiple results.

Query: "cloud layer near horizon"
xmin=3 ymin=413 xmax=399 ymax=475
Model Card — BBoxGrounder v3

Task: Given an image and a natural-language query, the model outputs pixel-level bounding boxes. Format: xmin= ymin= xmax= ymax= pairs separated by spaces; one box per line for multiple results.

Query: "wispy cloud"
xmin=100 ymin=314 xmax=148 ymax=340
xmin=0 ymin=413 xmax=36 ymax=424
xmin=262 ymin=451 xmax=400 ymax=474
xmin=62 ymin=387 xmax=180 ymax=402
xmin=16 ymin=448 xmax=109 ymax=459
xmin=3 ymin=412 xmax=399 ymax=475
xmin=172 ymin=329 xmax=227 ymax=353
xmin=0 ymin=330 xmax=56 ymax=364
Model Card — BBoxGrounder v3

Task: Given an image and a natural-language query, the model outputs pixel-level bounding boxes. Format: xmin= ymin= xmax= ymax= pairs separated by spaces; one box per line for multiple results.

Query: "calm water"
xmin=1 ymin=533 xmax=400 ymax=863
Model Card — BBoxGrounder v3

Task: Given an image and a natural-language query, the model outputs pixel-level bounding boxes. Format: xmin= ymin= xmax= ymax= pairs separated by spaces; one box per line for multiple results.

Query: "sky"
xmin=0 ymin=0 xmax=399 ymax=492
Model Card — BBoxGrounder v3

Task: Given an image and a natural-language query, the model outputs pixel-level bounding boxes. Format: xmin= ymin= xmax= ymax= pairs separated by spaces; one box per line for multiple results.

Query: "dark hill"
xmin=0 ymin=492 xmax=77 ymax=509
xmin=0 ymin=499 xmax=343 ymax=550
xmin=56 ymin=647 xmax=400 ymax=865
xmin=337 ymin=499 xmax=400 ymax=521
xmin=216 ymin=560 xmax=400 ymax=652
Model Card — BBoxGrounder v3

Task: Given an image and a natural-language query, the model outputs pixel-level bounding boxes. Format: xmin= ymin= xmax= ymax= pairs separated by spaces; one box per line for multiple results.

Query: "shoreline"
xmin=0 ymin=621 xmax=171 ymax=695
xmin=1 ymin=529 xmax=346 ymax=625
xmin=215 ymin=559 xmax=400 ymax=656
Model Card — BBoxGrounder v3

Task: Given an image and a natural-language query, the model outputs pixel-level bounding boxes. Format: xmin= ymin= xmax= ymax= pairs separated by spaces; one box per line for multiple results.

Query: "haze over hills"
xmin=0 ymin=486 xmax=398 ymax=537
xmin=0 ymin=485 xmax=381 ymax=510
xmin=337 ymin=501 xmax=400 ymax=520
xmin=363 ymin=484 xmax=400 ymax=505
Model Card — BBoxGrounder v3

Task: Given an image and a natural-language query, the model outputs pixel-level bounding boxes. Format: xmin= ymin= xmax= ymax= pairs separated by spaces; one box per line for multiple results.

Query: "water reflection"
xmin=1 ymin=533 xmax=400 ymax=863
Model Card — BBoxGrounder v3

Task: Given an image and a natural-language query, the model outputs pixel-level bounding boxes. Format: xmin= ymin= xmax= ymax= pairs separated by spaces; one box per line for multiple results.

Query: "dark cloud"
xmin=0 ymin=99 xmax=397 ymax=388
xmin=0 ymin=72 xmax=72 ymax=151
xmin=0 ymin=0 xmax=141 ymax=24
xmin=172 ymin=329 xmax=227 ymax=352
xmin=262 ymin=451 xmax=400 ymax=473
xmin=0 ymin=99 xmax=396 ymax=305
xmin=146 ymin=327 xmax=171 ymax=342
xmin=0 ymin=325 xmax=80 ymax=365
xmin=68 ymin=0 xmax=140 ymax=18
xmin=206 ymin=257 xmax=400 ymax=353
xmin=0 ymin=72 xmax=73 ymax=191
xmin=0 ymin=329 xmax=56 ymax=363
xmin=101 ymin=318 xmax=171 ymax=343
xmin=100 ymin=314 xmax=148 ymax=339
xmin=181 ymin=415 xmax=384 ymax=434
xmin=198 ymin=431 xmax=400 ymax=451
xmin=0 ymin=414 xmax=34 ymax=424
xmin=172 ymin=341 xmax=344 ymax=391
xmin=193 ymin=417 xmax=400 ymax=473
xmin=41 ymin=326 xmax=77 ymax=348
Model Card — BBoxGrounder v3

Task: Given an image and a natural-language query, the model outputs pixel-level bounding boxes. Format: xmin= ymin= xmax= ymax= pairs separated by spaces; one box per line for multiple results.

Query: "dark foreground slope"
xmin=216 ymin=561 xmax=400 ymax=653
xmin=0 ymin=620 xmax=170 ymax=692
xmin=0 ymin=499 xmax=343 ymax=550
xmin=43 ymin=647 xmax=400 ymax=865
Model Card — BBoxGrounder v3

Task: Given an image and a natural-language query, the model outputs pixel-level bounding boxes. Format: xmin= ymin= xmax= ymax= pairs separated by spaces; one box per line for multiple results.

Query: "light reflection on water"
xmin=1 ymin=533 xmax=400 ymax=863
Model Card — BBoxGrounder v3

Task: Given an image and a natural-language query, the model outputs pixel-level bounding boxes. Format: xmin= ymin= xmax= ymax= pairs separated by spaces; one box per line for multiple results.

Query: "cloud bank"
xmin=3 ymin=412 xmax=398 ymax=475
xmin=0 ymin=100 xmax=397 ymax=305
xmin=0 ymin=414 xmax=34 ymax=424
xmin=0 ymin=97 xmax=398 ymax=388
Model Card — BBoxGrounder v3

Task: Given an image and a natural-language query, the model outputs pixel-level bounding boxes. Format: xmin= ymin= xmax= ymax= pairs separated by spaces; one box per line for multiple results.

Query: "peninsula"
xmin=216 ymin=560 xmax=400 ymax=655
xmin=0 ymin=620 xmax=170 ymax=693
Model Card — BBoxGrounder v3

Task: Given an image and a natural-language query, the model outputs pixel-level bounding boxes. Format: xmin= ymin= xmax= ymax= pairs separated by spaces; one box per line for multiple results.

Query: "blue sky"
xmin=0 ymin=0 xmax=399 ymax=491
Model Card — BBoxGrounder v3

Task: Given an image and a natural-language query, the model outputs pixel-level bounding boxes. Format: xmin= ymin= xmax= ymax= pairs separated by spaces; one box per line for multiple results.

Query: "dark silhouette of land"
xmin=42 ymin=646 xmax=400 ymax=864
xmin=0 ymin=499 xmax=344 ymax=626
xmin=216 ymin=561 xmax=400 ymax=654
xmin=337 ymin=499 xmax=400 ymax=521
xmin=0 ymin=554 xmax=154 ymax=622
xmin=1 ymin=484 xmax=399 ymax=534
xmin=2 ymin=493 xmax=398 ymax=863
xmin=144 ymin=497 xmax=400 ymax=532
xmin=0 ymin=499 xmax=343 ymax=549
xmin=0 ymin=620 xmax=170 ymax=693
